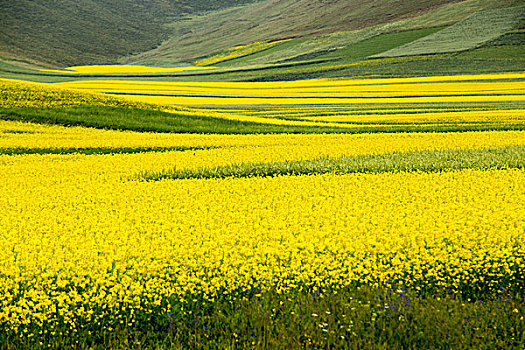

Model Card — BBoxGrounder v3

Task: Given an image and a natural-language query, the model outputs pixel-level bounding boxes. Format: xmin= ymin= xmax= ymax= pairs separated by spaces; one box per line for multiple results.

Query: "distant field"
xmin=125 ymin=0 xmax=523 ymax=67
xmin=2 ymin=3 xmax=524 ymax=84
xmin=2 ymin=73 xmax=524 ymax=134
xmin=371 ymin=6 xmax=525 ymax=58
xmin=1 ymin=0 xmax=523 ymax=76
xmin=307 ymin=28 xmax=444 ymax=63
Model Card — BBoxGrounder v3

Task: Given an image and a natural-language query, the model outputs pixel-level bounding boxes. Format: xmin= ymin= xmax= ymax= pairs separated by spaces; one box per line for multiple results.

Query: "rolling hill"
xmin=0 ymin=0 xmax=259 ymax=67
xmin=125 ymin=0 xmax=523 ymax=66
xmin=0 ymin=0 xmax=523 ymax=78
xmin=126 ymin=0 xmax=460 ymax=65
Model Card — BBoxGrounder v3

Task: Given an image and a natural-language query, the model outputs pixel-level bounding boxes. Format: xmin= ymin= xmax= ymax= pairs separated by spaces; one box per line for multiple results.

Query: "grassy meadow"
xmin=0 ymin=0 xmax=525 ymax=347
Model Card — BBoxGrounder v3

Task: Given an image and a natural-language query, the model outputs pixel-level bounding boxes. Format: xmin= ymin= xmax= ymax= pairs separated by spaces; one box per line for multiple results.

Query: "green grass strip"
xmin=0 ymin=146 xmax=214 ymax=156
xmin=140 ymin=146 xmax=525 ymax=181
xmin=2 ymin=106 xmax=523 ymax=135
xmin=0 ymin=106 xmax=358 ymax=134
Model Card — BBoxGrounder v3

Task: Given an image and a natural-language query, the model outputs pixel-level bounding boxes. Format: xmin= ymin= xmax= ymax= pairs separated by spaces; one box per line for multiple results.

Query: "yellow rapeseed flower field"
xmin=0 ymin=72 xmax=524 ymax=341
xmin=0 ymin=118 xmax=524 ymax=333
xmin=29 ymin=73 xmax=523 ymax=115
xmin=194 ymin=40 xmax=291 ymax=66
xmin=298 ymin=109 xmax=525 ymax=124
xmin=1 ymin=119 xmax=524 ymax=161
xmin=0 ymin=79 xmax=151 ymax=109
xmin=0 ymin=155 xmax=524 ymax=331
xmin=2 ymin=75 xmax=524 ymax=129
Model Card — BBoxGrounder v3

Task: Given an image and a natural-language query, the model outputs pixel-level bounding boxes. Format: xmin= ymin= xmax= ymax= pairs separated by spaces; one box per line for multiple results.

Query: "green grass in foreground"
xmin=0 ymin=106 xmax=356 ymax=134
xmin=140 ymin=146 xmax=525 ymax=181
xmin=2 ymin=286 xmax=523 ymax=349
xmin=2 ymin=105 xmax=523 ymax=135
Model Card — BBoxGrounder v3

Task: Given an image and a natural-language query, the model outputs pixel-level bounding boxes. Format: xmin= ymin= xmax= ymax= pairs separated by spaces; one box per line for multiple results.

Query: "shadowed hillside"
xmin=0 ymin=0 xmax=259 ymax=67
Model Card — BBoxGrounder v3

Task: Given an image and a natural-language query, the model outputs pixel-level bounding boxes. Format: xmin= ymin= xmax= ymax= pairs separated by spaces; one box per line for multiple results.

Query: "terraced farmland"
xmin=372 ymin=6 xmax=525 ymax=58
xmin=8 ymin=71 xmax=519 ymax=133
xmin=0 ymin=67 xmax=524 ymax=348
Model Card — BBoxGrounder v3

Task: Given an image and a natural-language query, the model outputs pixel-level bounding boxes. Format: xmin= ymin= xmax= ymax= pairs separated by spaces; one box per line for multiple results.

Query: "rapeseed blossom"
xmin=0 ymin=72 xmax=523 ymax=338
xmin=194 ymin=40 xmax=291 ymax=66
xmin=0 ymin=120 xmax=524 ymax=335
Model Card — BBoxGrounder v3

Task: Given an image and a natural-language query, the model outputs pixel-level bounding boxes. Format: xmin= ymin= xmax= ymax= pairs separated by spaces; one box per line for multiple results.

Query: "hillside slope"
xmin=0 ymin=0 xmax=258 ymax=67
xmin=0 ymin=0 xmax=523 ymax=77
xmin=127 ymin=0 xmax=458 ymax=64
xmin=126 ymin=0 xmax=524 ymax=66
xmin=371 ymin=6 xmax=525 ymax=58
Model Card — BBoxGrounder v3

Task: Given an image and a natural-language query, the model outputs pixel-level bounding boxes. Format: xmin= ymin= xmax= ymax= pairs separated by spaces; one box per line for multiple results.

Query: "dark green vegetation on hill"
xmin=0 ymin=0 xmax=259 ymax=67
xmin=127 ymin=0 xmax=524 ymax=67
xmin=1 ymin=0 xmax=522 ymax=70
xmin=371 ymin=7 xmax=524 ymax=58
xmin=128 ymin=0 xmax=457 ymax=65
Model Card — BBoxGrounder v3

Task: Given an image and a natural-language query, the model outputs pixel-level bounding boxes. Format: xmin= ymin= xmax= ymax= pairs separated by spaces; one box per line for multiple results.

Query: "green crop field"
xmin=371 ymin=6 xmax=525 ymax=58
